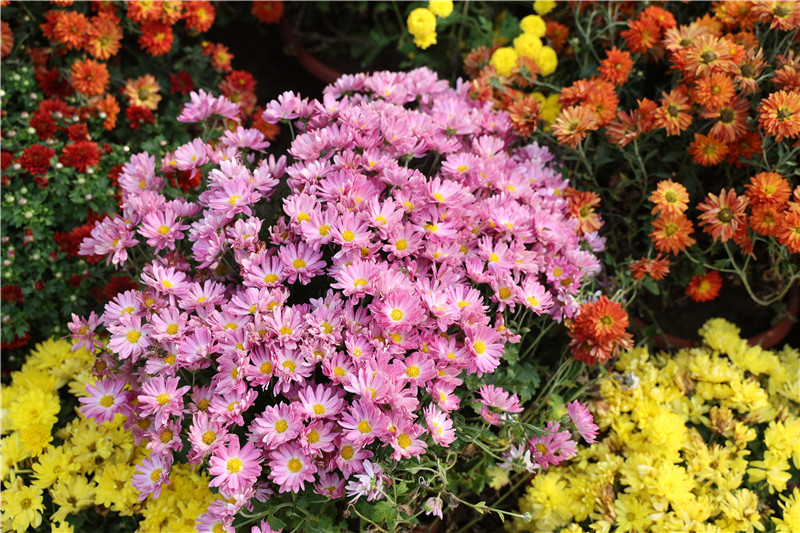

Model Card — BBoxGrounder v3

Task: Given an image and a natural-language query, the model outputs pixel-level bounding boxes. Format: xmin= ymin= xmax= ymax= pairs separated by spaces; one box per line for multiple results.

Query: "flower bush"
xmin=461 ymin=1 xmax=800 ymax=341
xmin=0 ymin=337 xmax=224 ymax=532
xmin=0 ymin=0 xmax=269 ymax=354
xmin=512 ymin=317 xmax=800 ymax=533
xmin=70 ymin=68 xmax=609 ymax=530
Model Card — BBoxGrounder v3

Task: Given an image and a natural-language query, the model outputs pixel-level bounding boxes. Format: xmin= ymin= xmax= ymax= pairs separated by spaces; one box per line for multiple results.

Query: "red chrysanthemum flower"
xmin=735 ymin=48 xmax=767 ymax=95
xmin=726 ymin=129 xmax=762 ymax=167
xmin=696 ymin=188 xmax=750 ymax=242
xmin=1 ymin=284 xmax=24 ymax=304
xmin=758 ymin=90 xmax=800 ymax=143
xmin=169 ymin=70 xmax=195 ymax=95
xmin=183 ymin=0 xmax=216 ymax=33
xmin=18 ymin=145 xmax=56 ymax=176
xmin=1 ymin=150 xmax=14 ymax=172
xmin=598 ymin=46 xmax=633 ymax=86
xmin=103 ymin=275 xmax=139 ymax=300
xmin=630 ymin=254 xmax=670 ymax=281
xmin=35 ymin=67 xmax=74 ymax=99
xmin=683 ymin=34 xmax=736 ymax=78
xmin=1 ymin=330 xmax=30 ymax=351
xmin=126 ymin=105 xmax=156 ymax=130
xmin=138 ymin=20 xmax=174 ymax=56
xmin=251 ymin=1 xmax=284 ymax=24
xmin=1 ymin=20 xmax=13 ymax=58
xmin=568 ymin=296 xmax=633 ymax=365
xmin=546 ymin=20 xmax=570 ymax=53
xmin=686 ymin=270 xmax=723 ymax=302
xmin=60 ymin=140 xmax=101 ymax=172
xmin=70 ymin=58 xmax=110 ymax=97
xmin=66 ymin=122 xmax=89 ymax=141
xmin=29 ymin=110 xmax=58 ymax=140
xmin=52 ymin=10 xmax=90 ymax=51
xmin=689 ymin=132 xmax=729 ymax=166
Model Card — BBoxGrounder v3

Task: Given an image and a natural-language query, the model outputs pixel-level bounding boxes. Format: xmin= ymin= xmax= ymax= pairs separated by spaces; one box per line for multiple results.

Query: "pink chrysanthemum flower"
xmin=339 ymin=399 xmax=388 ymax=446
xmin=567 ymin=399 xmax=599 ymax=443
xmin=475 ymin=384 xmax=524 ymax=426
xmin=315 ymin=472 xmax=345 ymax=499
xmin=68 ymin=311 xmax=103 ymax=353
xmin=208 ymin=437 xmax=263 ymax=496
xmin=249 ymin=403 xmax=302 ymax=447
xmin=107 ymin=313 xmax=152 ymax=362
xmin=80 ymin=377 xmax=130 ymax=424
xmin=528 ymin=421 xmax=578 ymax=468
xmin=132 ymin=453 xmax=172 ymax=501
xmin=345 ymin=460 xmax=386 ymax=502
xmin=137 ymin=207 xmax=190 ymax=252
xmin=464 ymin=323 xmax=505 ymax=375
xmin=268 ymin=443 xmax=317 ymax=493
xmin=373 ymin=289 xmax=426 ymax=332
xmin=137 ymin=376 xmax=191 ymax=427
xmin=295 ymin=384 xmax=345 ymax=420
xmin=278 ymin=242 xmax=326 ymax=284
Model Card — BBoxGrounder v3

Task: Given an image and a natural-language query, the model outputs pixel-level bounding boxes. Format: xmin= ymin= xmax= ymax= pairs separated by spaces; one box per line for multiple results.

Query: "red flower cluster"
xmin=17 ymin=144 xmax=55 ymax=176
xmin=568 ymin=296 xmax=633 ymax=365
xmin=59 ymin=140 xmax=101 ymax=172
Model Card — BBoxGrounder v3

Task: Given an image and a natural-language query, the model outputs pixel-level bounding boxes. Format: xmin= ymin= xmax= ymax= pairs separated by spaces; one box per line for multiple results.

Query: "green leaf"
xmin=503 ymin=342 xmax=520 ymax=365
xmin=642 ymin=276 xmax=660 ymax=295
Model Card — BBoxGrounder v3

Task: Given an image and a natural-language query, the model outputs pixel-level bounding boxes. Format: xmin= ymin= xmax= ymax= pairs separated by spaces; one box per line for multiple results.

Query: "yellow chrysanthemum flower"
xmin=533 ymin=1 xmax=556 ymax=15
xmin=94 ymin=463 xmax=139 ymax=513
xmin=50 ymin=475 xmax=96 ymax=523
xmin=490 ymin=46 xmax=519 ymax=77
xmin=407 ymin=7 xmax=436 ymax=37
xmin=8 ymin=388 xmax=60 ymax=432
xmin=2 ymin=483 xmax=44 ymax=533
xmin=32 ymin=446 xmax=80 ymax=489
xmin=533 ymin=45 xmax=558 ymax=76
xmin=747 ymin=450 xmax=792 ymax=494
xmin=513 ymin=32 xmax=543 ymax=59
xmin=773 ymin=487 xmax=800 ymax=533
xmin=520 ymin=14 xmax=547 ymax=37
xmin=427 ymin=0 xmax=453 ymax=18
xmin=413 ymin=32 xmax=438 ymax=50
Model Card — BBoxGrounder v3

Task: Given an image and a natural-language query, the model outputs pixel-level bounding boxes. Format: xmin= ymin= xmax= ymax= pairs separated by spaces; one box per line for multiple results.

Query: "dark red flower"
xmin=1 ymin=150 xmax=14 ymax=171
xmin=18 ymin=144 xmax=56 ymax=175
xmin=126 ymin=105 xmax=156 ymax=130
xmin=107 ymin=163 xmax=124 ymax=187
xmin=34 ymin=280 xmax=45 ymax=291
xmin=34 ymin=176 xmax=50 ymax=188
xmin=103 ymin=275 xmax=138 ymax=299
xmin=169 ymin=70 xmax=195 ymax=95
xmin=66 ymin=122 xmax=90 ymax=141
xmin=68 ymin=274 xmax=83 ymax=288
xmin=30 ymin=110 xmax=58 ymax=139
xmin=60 ymin=140 xmax=101 ymax=172
xmin=1 ymin=284 xmax=24 ymax=303
xmin=1 ymin=330 xmax=30 ymax=350
xmin=35 ymin=66 xmax=74 ymax=99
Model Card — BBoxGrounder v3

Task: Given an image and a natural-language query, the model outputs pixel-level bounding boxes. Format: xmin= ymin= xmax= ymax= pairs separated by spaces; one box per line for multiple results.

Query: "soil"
xmin=635 ymin=273 xmax=795 ymax=343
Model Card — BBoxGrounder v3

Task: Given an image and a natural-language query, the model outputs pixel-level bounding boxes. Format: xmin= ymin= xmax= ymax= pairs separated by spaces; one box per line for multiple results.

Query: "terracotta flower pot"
xmin=633 ymin=283 xmax=800 ymax=350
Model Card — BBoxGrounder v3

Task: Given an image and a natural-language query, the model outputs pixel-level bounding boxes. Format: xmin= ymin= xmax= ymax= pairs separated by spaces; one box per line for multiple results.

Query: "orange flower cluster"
xmin=551 ymin=1 xmax=800 ymax=155
xmin=564 ymin=187 xmax=602 ymax=236
xmin=685 ymin=270 xmax=723 ymax=303
xmin=630 ymin=254 xmax=670 ymax=281
xmin=648 ymin=179 xmax=696 ymax=255
xmin=568 ymin=296 xmax=633 ymax=365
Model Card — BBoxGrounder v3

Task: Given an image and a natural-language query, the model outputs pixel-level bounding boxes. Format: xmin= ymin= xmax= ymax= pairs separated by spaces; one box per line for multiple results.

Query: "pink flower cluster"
xmin=75 ymin=69 xmax=603 ymax=530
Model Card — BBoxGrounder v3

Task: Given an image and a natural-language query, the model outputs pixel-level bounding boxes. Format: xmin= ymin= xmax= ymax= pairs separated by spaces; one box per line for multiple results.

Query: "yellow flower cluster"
xmin=511 ymin=318 xmax=800 ymax=533
xmin=0 ymin=338 xmax=222 ymax=532
xmin=407 ymin=1 xmax=453 ymax=50
xmin=490 ymin=13 xmax=558 ymax=77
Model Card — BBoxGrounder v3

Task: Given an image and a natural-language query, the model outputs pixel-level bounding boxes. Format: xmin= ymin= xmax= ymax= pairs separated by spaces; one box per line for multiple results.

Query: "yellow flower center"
xmin=282 ymin=360 xmax=296 ymax=372
xmin=341 ymin=446 xmax=355 ymax=460
xmin=100 ymin=395 xmax=115 ymax=408
xmin=313 ymin=404 xmax=326 ymax=415
xmin=150 ymin=468 xmax=162 ymax=482
xmin=292 ymin=258 xmax=306 ymax=269
xmin=157 ymin=225 xmax=169 ymax=235
xmin=202 ymin=431 xmax=216 ymax=445
xmin=264 ymin=273 xmax=279 ymax=283
xmin=126 ymin=330 xmax=141 ymax=344
xmin=406 ymin=365 xmax=420 ymax=378
xmin=342 ymin=230 xmax=355 ymax=242
xmin=226 ymin=458 xmax=243 ymax=474
xmin=156 ymin=393 xmax=170 ymax=405
xmin=166 ymin=324 xmax=178 ymax=335
xmin=395 ymin=239 xmax=408 ymax=251
xmin=390 ymin=309 xmax=404 ymax=321
xmin=397 ymin=434 xmax=411 ymax=449
xmin=287 ymin=458 xmax=302 ymax=473
xmin=473 ymin=340 xmax=486 ymax=354
xmin=307 ymin=430 xmax=320 ymax=444
xmin=357 ymin=420 xmax=372 ymax=434
xmin=260 ymin=361 xmax=273 ymax=374
xmin=275 ymin=419 xmax=289 ymax=433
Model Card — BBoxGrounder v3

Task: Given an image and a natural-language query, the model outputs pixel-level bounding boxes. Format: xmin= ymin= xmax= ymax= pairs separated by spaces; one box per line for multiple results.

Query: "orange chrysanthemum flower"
xmin=636 ymin=97 xmax=659 ymax=132
xmin=694 ymin=72 xmax=735 ymax=111
xmin=640 ymin=5 xmax=677 ymax=31
xmin=727 ymin=129 xmax=762 ymax=167
xmin=776 ymin=208 xmax=800 ymax=253
xmin=206 ymin=42 xmax=233 ymax=73
xmin=583 ymin=84 xmax=619 ymax=128
xmin=252 ymin=1 xmax=284 ymax=24
xmin=703 ymin=95 xmax=750 ymax=142
xmin=630 ymin=254 xmax=670 ymax=281
xmin=138 ymin=20 xmax=174 ymax=56
xmin=85 ymin=13 xmax=123 ymax=60
xmin=745 ymin=171 xmax=792 ymax=207
xmin=758 ymin=89 xmax=800 ymax=143
xmin=697 ymin=188 xmax=750 ymax=242
xmin=565 ymin=188 xmax=602 ymax=236
xmin=552 ymin=106 xmax=598 ymax=148
xmin=182 ymin=0 xmax=215 ymax=33
xmin=127 ymin=1 xmax=161 ymax=24
xmin=507 ymin=93 xmax=541 ymax=138
xmin=568 ymin=296 xmax=633 ymax=365
xmin=621 ymin=16 xmax=661 ymax=54
xmin=605 ymin=110 xmax=641 ymax=147
xmin=123 ymin=74 xmax=162 ymax=110
xmin=559 ymin=78 xmax=596 ymax=107
xmin=0 ymin=20 xmax=12 ymax=58
xmin=686 ymin=270 xmax=723 ymax=302
xmin=70 ymin=58 xmax=110 ymax=97
xmin=653 ymin=87 xmax=693 ymax=136
xmin=650 ymin=179 xmax=690 ymax=216
xmin=751 ymin=0 xmax=800 ymax=31
xmin=158 ymin=0 xmax=184 ymax=25
xmin=689 ymin=132 xmax=729 ymax=166
xmin=713 ymin=1 xmax=759 ymax=31
xmin=749 ymin=204 xmax=781 ymax=236
xmin=683 ymin=34 xmax=736 ymax=78
xmin=734 ymin=48 xmax=766 ymax=95
xmin=598 ymin=47 xmax=633 ymax=86
xmin=52 ymin=10 xmax=90 ymax=51
xmin=662 ymin=23 xmax=711 ymax=56
xmin=94 ymin=93 xmax=120 ymax=130
xmin=650 ymin=213 xmax=696 ymax=255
